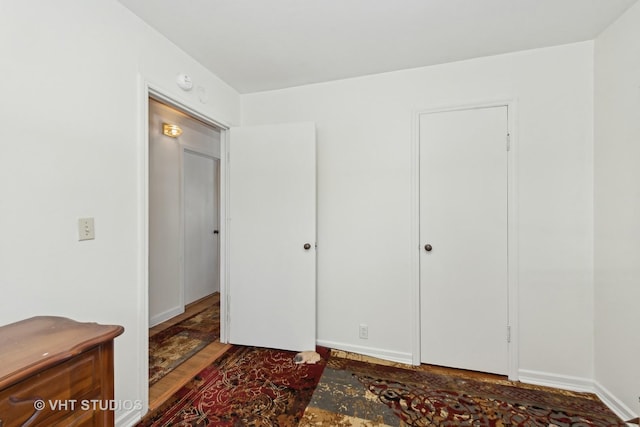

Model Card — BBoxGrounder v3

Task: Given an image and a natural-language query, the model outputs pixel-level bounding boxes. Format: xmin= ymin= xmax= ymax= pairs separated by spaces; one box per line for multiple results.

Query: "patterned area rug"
xmin=149 ymin=294 xmax=220 ymax=386
xmin=138 ymin=345 xmax=329 ymax=426
xmin=301 ymin=351 xmax=626 ymax=427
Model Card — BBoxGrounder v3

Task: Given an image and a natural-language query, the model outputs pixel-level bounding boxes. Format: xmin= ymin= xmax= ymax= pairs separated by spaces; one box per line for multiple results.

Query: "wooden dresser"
xmin=0 ymin=316 xmax=124 ymax=427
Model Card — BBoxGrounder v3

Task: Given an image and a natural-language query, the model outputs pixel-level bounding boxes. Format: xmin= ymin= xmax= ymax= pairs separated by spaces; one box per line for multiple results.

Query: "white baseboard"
xmin=316 ymin=340 xmax=413 ymax=365
xmin=594 ymin=380 xmax=637 ymax=424
xmin=518 ymin=369 xmax=594 ymax=393
xmin=116 ymin=408 xmax=142 ymax=427
xmin=519 ymin=369 xmax=638 ymax=424
xmin=149 ymin=305 xmax=184 ymax=328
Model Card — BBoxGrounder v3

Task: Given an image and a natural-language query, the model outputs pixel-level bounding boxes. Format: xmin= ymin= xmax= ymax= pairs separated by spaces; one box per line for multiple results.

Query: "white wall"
xmin=594 ymin=0 xmax=640 ymax=419
xmin=149 ymin=101 xmax=183 ymax=326
xmin=0 ymin=1 xmax=239 ymax=425
xmin=242 ymin=42 xmax=595 ymax=380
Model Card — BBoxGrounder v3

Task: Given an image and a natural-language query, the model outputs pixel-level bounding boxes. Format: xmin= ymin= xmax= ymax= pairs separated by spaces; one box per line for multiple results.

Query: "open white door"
xmin=228 ymin=122 xmax=316 ymax=352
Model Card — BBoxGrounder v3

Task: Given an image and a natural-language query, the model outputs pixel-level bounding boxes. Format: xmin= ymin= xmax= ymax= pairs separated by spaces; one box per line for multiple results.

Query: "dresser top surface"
xmin=0 ymin=316 xmax=124 ymax=389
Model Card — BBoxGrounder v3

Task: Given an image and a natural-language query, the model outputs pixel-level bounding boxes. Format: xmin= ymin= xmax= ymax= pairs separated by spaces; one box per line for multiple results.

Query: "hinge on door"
xmin=507 ymin=326 xmax=511 ymax=343
xmin=226 ymin=293 xmax=231 ymax=329
xmin=506 ymin=133 xmax=511 ymax=151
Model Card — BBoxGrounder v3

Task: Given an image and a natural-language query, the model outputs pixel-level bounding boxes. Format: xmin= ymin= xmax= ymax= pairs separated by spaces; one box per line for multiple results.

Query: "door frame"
xmin=181 ymin=148 xmax=220 ymax=305
xmin=137 ymin=79 xmax=230 ymax=414
xmin=410 ymin=98 xmax=519 ymax=380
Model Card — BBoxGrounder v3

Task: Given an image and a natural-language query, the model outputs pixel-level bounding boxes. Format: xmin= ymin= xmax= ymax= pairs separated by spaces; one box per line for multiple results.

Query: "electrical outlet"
xmin=359 ymin=324 xmax=368 ymax=339
xmin=78 ymin=218 xmax=95 ymax=241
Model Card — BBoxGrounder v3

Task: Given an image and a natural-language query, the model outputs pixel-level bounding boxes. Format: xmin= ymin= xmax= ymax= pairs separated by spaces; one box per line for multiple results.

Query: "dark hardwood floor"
xmin=148 ymin=293 xmax=230 ymax=412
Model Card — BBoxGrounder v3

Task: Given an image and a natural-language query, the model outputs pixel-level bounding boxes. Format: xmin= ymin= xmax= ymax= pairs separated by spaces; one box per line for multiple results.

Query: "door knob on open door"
xmin=304 ymin=243 xmax=312 ymax=250
xmin=213 ymin=230 xmax=219 ymax=234
xmin=424 ymin=244 xmax=433 ymax=252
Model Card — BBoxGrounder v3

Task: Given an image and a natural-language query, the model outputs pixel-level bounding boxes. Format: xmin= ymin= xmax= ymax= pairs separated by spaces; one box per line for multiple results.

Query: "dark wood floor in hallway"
xmin=148 ymin=293 xmax=230 ymax=412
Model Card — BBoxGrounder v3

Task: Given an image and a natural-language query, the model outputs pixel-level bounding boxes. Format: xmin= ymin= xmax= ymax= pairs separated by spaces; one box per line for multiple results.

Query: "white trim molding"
xmin=411 ymin=98 xmax=519 ymax=380
xmin=149 ymin=306 xmax=185 ymax=329
xmin=136 ymin=75 xmax=231 ymax=421
xmin=594 ymin=381 xmax=638 ymax=424
xmin=317 ymin=340 xmax=413 ymax=365
xmin=519 ymin=370 xmax=638 ymax=423
xmin=519 ymin=369 xmax=594 ymax=393
xmin=409 ymin=106 xmax=421 ymax=366
xmin=116 ymin=407 xmax=142 ymax=427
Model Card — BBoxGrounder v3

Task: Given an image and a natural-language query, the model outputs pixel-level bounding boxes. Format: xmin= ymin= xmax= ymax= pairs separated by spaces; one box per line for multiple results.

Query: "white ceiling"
xmin=118 ymin=0 xmax=637 ymax=93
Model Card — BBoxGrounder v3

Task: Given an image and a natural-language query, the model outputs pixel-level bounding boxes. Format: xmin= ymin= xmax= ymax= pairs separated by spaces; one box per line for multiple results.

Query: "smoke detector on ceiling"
xmin=176 ymin=73 xmax=193 ymax=91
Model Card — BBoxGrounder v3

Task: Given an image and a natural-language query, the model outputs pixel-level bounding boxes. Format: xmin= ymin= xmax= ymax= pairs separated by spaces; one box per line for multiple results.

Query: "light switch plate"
xmin=78 ymin=218 xmax=95 ymax=241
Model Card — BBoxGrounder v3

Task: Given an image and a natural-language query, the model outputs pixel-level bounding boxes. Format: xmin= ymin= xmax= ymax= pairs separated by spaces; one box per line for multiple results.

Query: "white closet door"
xmin=420 ymin=106 xmax=508 ymax=375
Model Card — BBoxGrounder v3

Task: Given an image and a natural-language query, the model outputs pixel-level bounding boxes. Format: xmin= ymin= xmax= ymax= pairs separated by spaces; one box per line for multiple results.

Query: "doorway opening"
xmin=147 ymin=97 xmax=230 ymax=411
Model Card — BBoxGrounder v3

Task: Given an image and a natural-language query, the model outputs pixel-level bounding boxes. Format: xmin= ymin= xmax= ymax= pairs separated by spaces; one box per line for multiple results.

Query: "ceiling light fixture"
xmin=163 ymin=123 xmax=182 ymax=138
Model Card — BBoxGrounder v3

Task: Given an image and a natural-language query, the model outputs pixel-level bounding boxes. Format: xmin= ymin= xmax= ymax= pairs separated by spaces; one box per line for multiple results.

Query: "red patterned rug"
xmin=138 ymin=345 xmax=329 ymax=426
xmin=301 ymin=352 xmax=627 ymax=426
xmin=149 ymin=294 xmax=220 ymax=386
